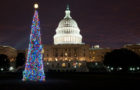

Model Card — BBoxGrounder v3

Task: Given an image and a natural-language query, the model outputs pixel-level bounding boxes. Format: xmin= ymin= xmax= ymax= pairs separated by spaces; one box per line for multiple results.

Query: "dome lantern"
xmin=64 ymin=5 xmax=72 ymax=19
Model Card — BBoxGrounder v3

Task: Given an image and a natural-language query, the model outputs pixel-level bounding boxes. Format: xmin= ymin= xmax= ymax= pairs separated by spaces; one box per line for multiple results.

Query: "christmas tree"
xmin=22 ymin=4 xmax=45 ymax=81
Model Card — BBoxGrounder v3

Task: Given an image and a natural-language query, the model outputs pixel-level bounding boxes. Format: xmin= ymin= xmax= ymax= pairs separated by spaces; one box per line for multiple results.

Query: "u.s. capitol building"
xmin=43 ymin=6 xmax=111 ymax=72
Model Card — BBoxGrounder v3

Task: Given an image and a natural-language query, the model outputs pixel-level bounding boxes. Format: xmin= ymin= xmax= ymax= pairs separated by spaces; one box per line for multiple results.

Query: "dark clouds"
xmin=0 ymin=0 xmax=140 ymax=49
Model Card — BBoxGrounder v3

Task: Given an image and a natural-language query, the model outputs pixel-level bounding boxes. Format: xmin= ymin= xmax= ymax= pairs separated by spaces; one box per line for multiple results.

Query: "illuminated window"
xmin=65 ymin=53 xmax=68 ymax=56
xmin=65 ymin=58 xmax=68 ymax=60
xmin=62 ymin=63 xmax=66 ymax=67
xmin=44 ymin=58 xmax=47 ymax=61
xmin=55 ymin=58 xmax=58 ymax=61
xmin=92 ymin=57 xmax=95 ymax=60
xmin=93 ymin=52 xmax=95 ymax=54
xmin=73 ymin=63 xmax=76 ymax=67
xmin=79 ymin=63 xmax=82 ymax=67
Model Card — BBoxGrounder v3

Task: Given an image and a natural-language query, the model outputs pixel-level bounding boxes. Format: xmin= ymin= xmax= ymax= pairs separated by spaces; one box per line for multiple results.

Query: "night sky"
xmin=0 ymin=0 xmax=140 ymax=50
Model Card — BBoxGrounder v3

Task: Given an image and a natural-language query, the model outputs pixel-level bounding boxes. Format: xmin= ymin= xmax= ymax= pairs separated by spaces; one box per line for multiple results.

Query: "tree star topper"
xmin=34 ymin=3 xmax=39 ymax=9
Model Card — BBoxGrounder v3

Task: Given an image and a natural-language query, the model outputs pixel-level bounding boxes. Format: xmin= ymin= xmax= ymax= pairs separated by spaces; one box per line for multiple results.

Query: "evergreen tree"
xmin=16 ymin=53 xmax=25 ymax=68
xmin=22 ymin=4 xmax=45 ymax=81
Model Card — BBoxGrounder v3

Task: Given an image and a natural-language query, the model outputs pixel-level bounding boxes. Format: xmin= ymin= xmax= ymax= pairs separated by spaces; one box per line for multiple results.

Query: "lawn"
xmin=0 ymin=72 xmax=140 ymax=89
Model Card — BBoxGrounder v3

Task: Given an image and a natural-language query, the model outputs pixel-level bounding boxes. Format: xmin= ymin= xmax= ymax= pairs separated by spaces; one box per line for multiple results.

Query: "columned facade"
xmin=43 ymin=44 xmax=89 ymax=72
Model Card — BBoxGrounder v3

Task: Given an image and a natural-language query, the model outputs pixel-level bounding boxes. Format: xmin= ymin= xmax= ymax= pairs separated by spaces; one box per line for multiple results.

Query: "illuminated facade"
xmin=43 ymin=44 xmax=89 ymax=72
xmin=42 ymin=44 xmax=111 ymax=72
xmin=53 ymin=5 xmax=82 ymax=45
xmin=43 ymin=44 xmax=90 ymax=62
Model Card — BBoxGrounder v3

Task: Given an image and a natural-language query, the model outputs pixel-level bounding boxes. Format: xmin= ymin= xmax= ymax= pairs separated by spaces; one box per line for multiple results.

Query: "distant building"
xmin=89 ymin=45 xmax=112 ymax=62
xmin=123 ymin=44 xmax=140 ymax=55
xmin=0 ymin=45 xmax=17 ymax=69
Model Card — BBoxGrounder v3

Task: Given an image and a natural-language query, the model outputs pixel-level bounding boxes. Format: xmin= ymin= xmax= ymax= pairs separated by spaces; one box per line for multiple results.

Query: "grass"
xmin=0 ymin=72 xmax=140 ymax=89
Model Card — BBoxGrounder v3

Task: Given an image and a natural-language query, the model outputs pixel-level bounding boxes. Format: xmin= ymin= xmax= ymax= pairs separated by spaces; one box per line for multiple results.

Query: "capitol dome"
xmin=54 ymin=5 xmax=82 ymax=45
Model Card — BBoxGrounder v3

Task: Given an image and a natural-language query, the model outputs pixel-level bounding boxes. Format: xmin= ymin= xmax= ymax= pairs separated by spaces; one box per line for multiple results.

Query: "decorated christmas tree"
xmin=22 ymin=3 xmax=45 ymax=81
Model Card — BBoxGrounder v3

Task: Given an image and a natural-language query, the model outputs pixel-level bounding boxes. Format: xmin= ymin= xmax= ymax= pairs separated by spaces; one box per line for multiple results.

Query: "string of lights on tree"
xmin=22 ymin=3 xmax=45 ymax=81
